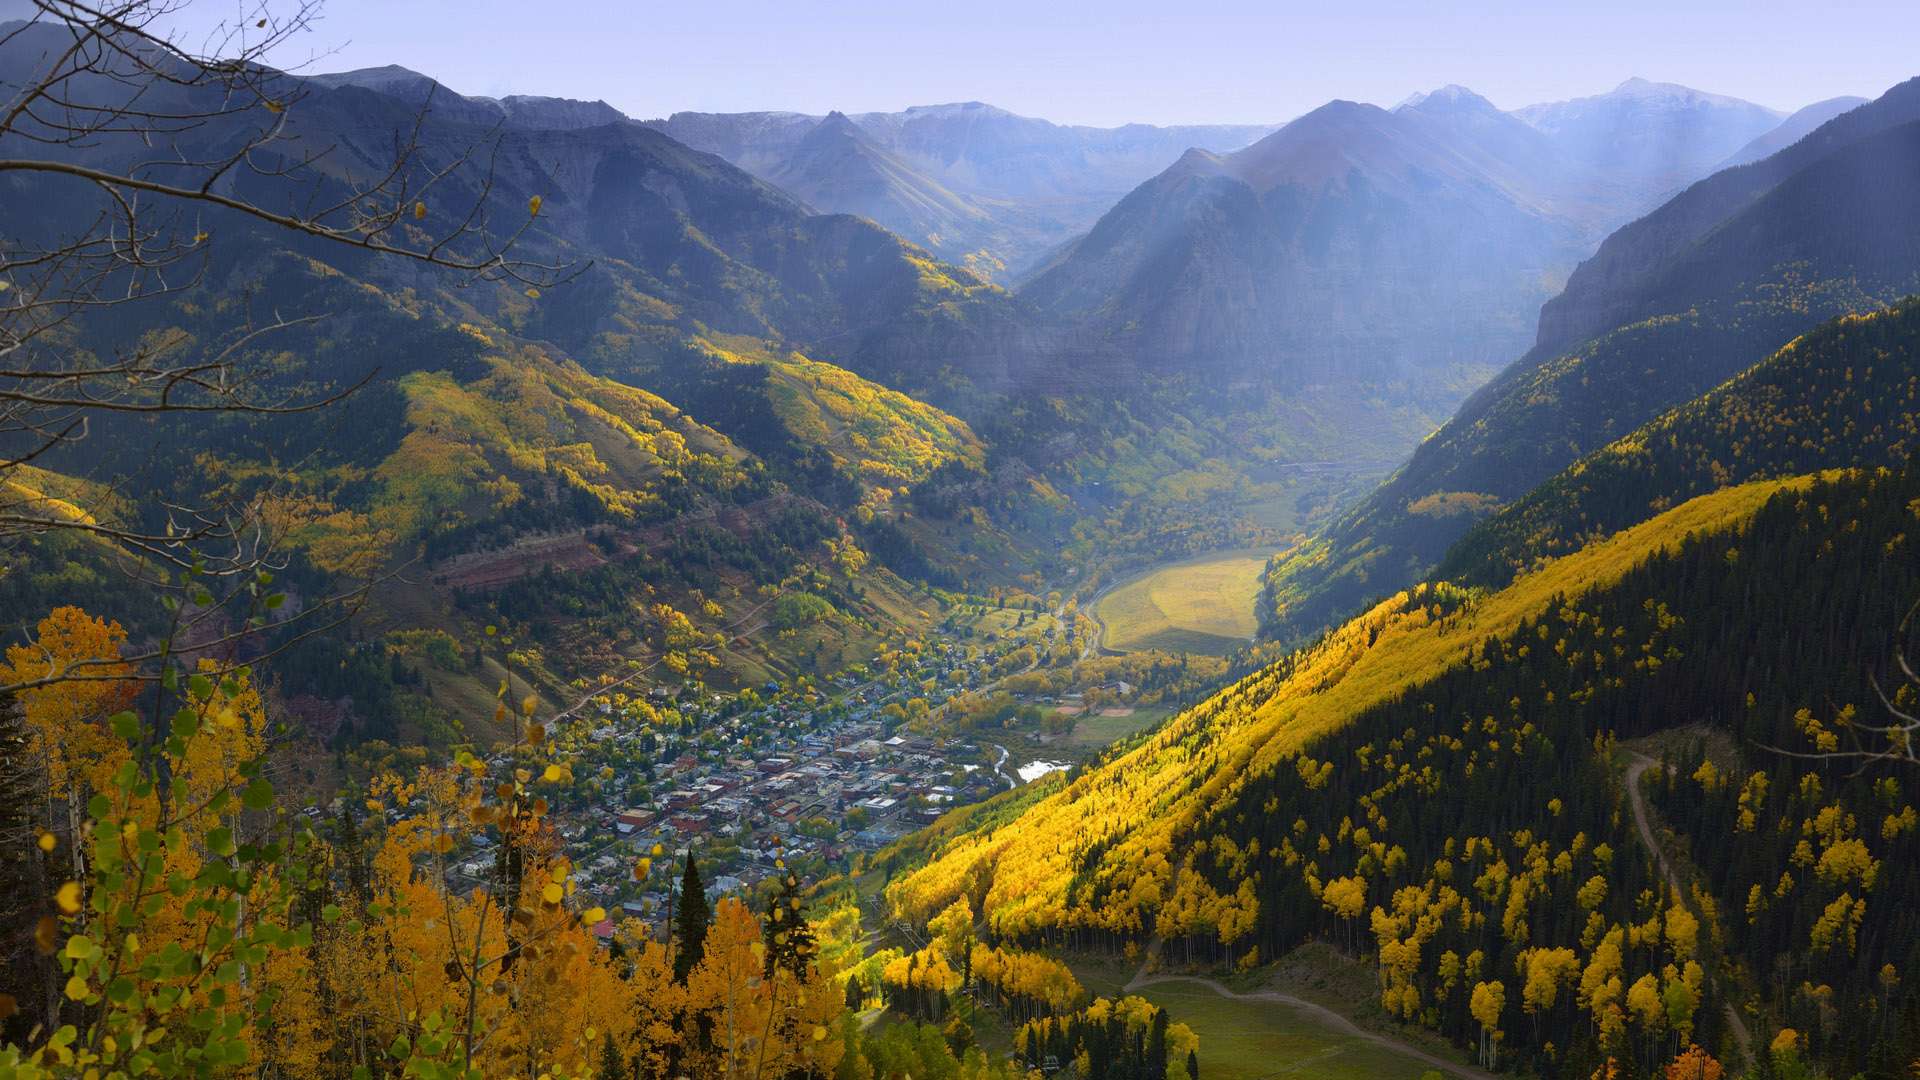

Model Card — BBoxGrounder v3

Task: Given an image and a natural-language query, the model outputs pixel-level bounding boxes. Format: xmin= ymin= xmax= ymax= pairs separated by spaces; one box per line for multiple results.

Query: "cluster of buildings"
xmin=474 ymin=686 xmax=1011 ymax=941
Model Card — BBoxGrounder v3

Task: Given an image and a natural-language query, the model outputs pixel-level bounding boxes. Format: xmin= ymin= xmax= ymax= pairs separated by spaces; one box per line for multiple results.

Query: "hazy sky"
xmin=29 ymin=0 xmax=1920 ymax=126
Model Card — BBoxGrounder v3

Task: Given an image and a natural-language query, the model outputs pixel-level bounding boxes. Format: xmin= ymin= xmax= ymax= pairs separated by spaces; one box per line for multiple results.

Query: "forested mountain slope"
xmin=0 ymin=22 xmax=1077 ymax=748
xmin=1438 ymin=301 xmax=1920 ymax=588
xmin=1536 ymin=76 xmax=1920 ymax=355
xmin=1260 ymin=77 xmax=1920 ymax=644
xmin=892 ymin=459 xmax=1920 ymax=1077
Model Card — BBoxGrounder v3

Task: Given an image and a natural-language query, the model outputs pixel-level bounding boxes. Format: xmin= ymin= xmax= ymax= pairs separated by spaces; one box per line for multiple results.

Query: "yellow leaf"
xmin=37 ymin=832 xmax=55 ymax=853
xmin=583 ymin=907 xmax=606 ymax=924
xmin=263 ymin=100 xmax=284 ymax=114
xmin=64 ymin=976 xmax=87 ymax=1001
xmin=521 ymin=695 xmax=538 ymax=716
xmin=55 ymin=881 xmax=81 ymax=914
xmin=414 ymin=202 xmax=427 ymax=219
xmin=543 ymin=765 xmax=563 ymax=783
xmin=529 ymin=195 xmax=543 ymax=216
xmin=542 ymin=882 xmax=563 ymax=904
xmin=813 ymin=1026 xmax=828 ymax=1042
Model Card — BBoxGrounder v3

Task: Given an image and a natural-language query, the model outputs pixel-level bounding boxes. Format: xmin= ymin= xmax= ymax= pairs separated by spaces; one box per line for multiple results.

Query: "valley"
xmin=2 ymin=7 xmax=1917 ymax=1080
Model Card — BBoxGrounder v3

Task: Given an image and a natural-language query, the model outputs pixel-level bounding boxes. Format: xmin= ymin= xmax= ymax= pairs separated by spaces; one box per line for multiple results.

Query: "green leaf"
xmin=109 ymin=711 xmax=141 ymax=740
xmin=264 ymin=593 xmax=285 ymax=610
xmin=87 ymin=794 xmax=111 ymax=821
xmin=206 ymin=828 xmax=235 ymax=857
xmin=189 ymin=674 xmax=214 ymax=700
xmin=322 ymin=903 xmax=342 ymax=923
xmin=241 ymin=779 xmax=274 ymax=811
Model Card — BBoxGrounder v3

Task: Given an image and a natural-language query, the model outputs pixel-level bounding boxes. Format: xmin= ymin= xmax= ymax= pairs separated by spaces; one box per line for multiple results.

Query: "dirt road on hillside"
xmin=1624 ymin=751 xmax=1753 ymax=1063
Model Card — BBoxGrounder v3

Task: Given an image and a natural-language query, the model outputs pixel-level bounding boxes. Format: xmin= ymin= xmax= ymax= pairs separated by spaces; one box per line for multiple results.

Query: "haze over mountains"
xmin=1512 ymin=77 xmax=1784 ymax=193
xmin=1260 ymin=75 xmax=1920 ymax=641
xmin=645 ymin=102 xmax=1280 ymax=277
xmin=310 ymin=61 xmax=1812 ymax=408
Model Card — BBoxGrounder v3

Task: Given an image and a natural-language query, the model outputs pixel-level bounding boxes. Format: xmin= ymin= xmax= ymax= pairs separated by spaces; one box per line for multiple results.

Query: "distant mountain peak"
xmin=1519 ymin=77 xmax=1783 ymax=118
xmin=1396 ymin=84 xmax=1496 ymax=113
xmin=1610 ymin=76 xmax=1776 ymax=112
xmin=804 ymin=111 xmax=869 ymax=143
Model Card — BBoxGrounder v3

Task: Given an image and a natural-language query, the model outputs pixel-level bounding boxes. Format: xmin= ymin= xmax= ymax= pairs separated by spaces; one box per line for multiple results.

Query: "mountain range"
xmin=1260 ymin=75 xmax=1920 ymax=642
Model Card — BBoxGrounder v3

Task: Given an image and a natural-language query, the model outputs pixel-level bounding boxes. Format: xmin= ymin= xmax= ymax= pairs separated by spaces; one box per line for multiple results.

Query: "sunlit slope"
xmin=887 ymin=476 xmax=1808 ymax=935
xmin=1438 ymin=300 xmax=1920 ymax=588
xmin=757 ymin=352 xmax=985 ymax=485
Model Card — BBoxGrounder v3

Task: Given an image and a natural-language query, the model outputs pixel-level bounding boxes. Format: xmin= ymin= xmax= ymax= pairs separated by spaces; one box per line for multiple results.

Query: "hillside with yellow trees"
xmin=887 ymin=454 xmax=1920 ymax=1078
xmin=0 ymin=602 xmax=1192 ymax=1080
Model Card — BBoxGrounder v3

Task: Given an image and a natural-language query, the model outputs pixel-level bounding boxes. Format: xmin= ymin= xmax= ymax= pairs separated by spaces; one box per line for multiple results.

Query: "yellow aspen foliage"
xmin=1663 ymin=904 xmax=1699 ymax=959
xmin=2 ymin=606 xmax=136 ymax=802
xmin=1519 ymin=947 xmax=1582 ymax=1013
xmin=1626 ymin=973 xmax=1664 ymax=1034
xmin=1809 ymin=893 xmax=1867 ymax=955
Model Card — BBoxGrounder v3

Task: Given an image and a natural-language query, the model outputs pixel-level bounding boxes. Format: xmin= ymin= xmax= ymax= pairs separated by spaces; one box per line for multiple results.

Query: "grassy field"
xmin=1061 ymin=707 xmax=1174 ymax=749
xmin=1128 ymin=980 xmax=1437 ymax=1080
xmin=1065 ymin=958 xmax=1437 ymax=1080
xmin=1096 ymin=549 xmax=1273 ymax=655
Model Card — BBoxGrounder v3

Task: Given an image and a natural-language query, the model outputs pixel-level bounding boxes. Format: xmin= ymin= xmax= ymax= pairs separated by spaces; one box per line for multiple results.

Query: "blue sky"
xmin=33 ymin=0 xmax=1920 ymax=126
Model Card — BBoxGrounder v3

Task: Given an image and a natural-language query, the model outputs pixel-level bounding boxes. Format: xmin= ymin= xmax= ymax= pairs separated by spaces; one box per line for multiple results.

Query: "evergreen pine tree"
xmin=1147 ymin=1008 xmax=1169 ymax=1080
xmin=1864 ymin=1033 xmax=1904 ymax=1080
xmin=598 ymin=1032 xmax=628 ymax=1080
xmin=845 ymin=975 xmax=864 ymax=1012
xmin=1088 ymin=1014 xmax=1109 ymax=1080
xmin=1187 ymin=1048 xmax=1198 ymax=1080
xmin=673 ymin=854 xmax=710 ymax=984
